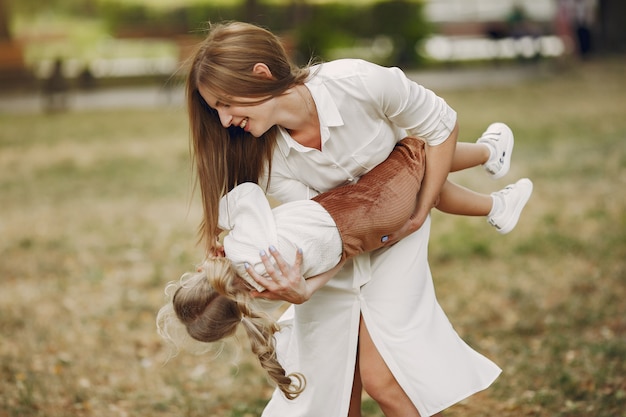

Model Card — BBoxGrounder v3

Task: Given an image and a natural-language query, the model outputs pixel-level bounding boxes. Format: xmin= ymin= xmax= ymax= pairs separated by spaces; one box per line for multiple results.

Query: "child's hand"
xmin=246 ymin=246 xmax=309 ymax=304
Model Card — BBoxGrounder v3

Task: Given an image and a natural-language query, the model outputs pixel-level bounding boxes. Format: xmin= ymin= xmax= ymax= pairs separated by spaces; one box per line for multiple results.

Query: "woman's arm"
xmin=247 ymin=246 xmax=346 ymax=304
xmin=360 ymin=62 xmax=459 ymax=241
xmin=384 ymin=122 xmax=459 ymax=243
xmin=415 ymin=122 xmax=459 ymax=225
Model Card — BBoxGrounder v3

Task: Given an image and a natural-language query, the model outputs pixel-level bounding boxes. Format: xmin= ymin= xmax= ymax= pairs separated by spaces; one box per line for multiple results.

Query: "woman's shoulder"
xmin=312 ymin=58 xmax=383 ymax=79
xmin=310 ymin=59 xmax=407 ymax=104
xmin=311 ymin=59 xmax=405 ymax=91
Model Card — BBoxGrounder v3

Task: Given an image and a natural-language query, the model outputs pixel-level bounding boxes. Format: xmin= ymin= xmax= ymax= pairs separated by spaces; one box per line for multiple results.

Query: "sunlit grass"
xmin=0 ymin=58 xmax=625 ymax=416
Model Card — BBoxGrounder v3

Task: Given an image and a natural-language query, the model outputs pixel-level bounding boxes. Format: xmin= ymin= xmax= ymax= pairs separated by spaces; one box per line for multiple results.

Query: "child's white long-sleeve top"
xmin=218 ymin=182 xmax=342 ymax=291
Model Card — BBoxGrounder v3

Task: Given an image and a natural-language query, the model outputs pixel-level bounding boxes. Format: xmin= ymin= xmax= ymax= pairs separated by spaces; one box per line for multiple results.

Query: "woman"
xmin=159 ymin=136 xmax=531 ymax=402
xmin=158 ymin=136 xmax=426 ymax=400
xmin=184 ymin=21 xmax=507 ymax=416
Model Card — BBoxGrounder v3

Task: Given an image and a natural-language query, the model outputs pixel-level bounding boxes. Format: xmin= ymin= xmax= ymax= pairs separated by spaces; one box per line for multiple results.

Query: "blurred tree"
xmin=1 ymin=0 xmax=98 ymax=87
xmin=0 ymin=0 xmax=99 ymax=41
xmin=0 ymin=0 xmax=29 ymax=86
xmin=0 ymin=0 xmax=11 ymax=41
xmin=597 ymin=0 xmax=626 ymax=53
xmin=371 ymin=0 xmax=430 ymax=67
xmin=293 ymin=0 xmax=428 ymax=68
xmin=245 ymin=0 xmax=259 ymax=23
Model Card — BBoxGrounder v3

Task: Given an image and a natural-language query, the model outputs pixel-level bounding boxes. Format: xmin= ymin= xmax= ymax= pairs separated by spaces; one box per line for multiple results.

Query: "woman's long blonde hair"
xmin=157 ymin=257 xmax=305 ymax=399
xmin=186 ymin=21 xmax=311 ymax=255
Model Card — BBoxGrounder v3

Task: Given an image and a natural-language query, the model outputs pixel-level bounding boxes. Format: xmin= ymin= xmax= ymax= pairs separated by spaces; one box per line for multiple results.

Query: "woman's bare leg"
xmin=348 ymin=353 xmax=363 ymax=417
xmin=358 ymin=316 xmax=421 ymax=417
xmin=436 ymin=180 xmax=493 ymax=216
xmin=451 ymin=142 xmax=489 ymax=172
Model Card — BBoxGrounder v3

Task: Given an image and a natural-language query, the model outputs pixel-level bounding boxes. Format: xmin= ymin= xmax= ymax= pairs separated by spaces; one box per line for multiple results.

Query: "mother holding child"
xmin=158 ymin=21 xmax=533 ymax=417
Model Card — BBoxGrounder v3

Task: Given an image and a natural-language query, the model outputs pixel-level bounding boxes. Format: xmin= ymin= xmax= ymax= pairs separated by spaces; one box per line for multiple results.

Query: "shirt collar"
xmin=276 ymin=75 xmax=344 ymax=157
xmin=276 ymin=127 xmax=310 ymax=156
xmin=306 ymin=76 xmax=344 ymax=129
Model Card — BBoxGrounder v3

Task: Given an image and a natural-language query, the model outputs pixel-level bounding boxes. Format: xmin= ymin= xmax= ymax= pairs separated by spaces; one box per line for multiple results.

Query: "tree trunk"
xmin=0 ymin=0 xmax=11 ymax=41
xmin=0 ymin=0 xmax=33 ymax=89
xmin=244 ymin=0 xmax=259 ymax=23
xmin=597 ymin=0 xmax=626 ymax=53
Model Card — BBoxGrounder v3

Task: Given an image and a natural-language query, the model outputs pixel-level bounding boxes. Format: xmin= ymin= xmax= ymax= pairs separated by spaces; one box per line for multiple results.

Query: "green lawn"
xmin=0 ymin=57 xmax=625 ymax=417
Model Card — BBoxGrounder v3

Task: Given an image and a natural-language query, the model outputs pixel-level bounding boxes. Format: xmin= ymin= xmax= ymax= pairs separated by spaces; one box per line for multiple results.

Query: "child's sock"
xmin=487 ymin=193 xmax=503 ymax=218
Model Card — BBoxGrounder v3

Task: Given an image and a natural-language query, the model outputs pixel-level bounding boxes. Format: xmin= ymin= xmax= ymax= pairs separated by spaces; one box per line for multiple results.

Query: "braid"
xmin=162 ymin=257 xmax=305 ymax=399
xmin=208 ymin=261 xmax=306 ymax=399
xmin=237 ymin=297 xmax=306 ymax=400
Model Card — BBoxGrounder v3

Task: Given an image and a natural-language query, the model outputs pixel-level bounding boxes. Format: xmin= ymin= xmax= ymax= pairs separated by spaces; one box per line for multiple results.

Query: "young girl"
xmin=158 ymin=132 xmax=532 ymax=399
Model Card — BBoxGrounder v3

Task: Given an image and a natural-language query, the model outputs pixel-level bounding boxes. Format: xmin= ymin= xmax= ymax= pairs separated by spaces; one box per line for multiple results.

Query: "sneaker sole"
xmin=497 ymin=178 xmax=533 ymax=234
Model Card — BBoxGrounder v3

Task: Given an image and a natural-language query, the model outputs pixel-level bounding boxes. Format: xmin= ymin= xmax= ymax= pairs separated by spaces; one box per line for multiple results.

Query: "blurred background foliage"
xmin=100 ymin=0 xmax=430 ymax=66
xmin=2 ymin=0 xmax=430 ymax=75
xmin=2 ymin=0 xmax=625 ymax=93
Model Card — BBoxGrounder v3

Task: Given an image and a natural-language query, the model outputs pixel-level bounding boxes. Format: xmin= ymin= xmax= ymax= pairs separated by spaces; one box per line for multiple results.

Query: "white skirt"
xmin=262 ymin=216 xmax=501 ymax=417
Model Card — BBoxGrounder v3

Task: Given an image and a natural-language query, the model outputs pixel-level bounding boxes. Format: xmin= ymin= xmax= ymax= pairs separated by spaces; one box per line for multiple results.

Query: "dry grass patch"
xmin=1 ymin=58 xmax=625 ymax=417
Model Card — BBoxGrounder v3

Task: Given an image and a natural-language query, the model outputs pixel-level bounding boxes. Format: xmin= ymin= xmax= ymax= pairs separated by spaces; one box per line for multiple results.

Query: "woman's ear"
xmin=252 ymin=63 xmax=273 ymax=79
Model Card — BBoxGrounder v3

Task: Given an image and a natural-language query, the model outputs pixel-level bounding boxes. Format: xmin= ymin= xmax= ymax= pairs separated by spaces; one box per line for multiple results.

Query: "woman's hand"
xmin=381 ymin=207 xmax=430 ymax=246
xmin=246 ymin=246 xmax=311 ymax=304
xmin=381 ymin=193 xmax=440 ymax=245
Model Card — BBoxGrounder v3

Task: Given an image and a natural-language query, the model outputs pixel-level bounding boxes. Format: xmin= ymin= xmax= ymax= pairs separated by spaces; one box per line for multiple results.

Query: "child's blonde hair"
xmin=157 ymin=257 xmax=305 ymax=399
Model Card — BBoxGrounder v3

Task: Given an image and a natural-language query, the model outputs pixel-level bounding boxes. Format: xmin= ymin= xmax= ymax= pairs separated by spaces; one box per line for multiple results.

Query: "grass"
xmin=1 ymin=57 xmax=625 ymax=417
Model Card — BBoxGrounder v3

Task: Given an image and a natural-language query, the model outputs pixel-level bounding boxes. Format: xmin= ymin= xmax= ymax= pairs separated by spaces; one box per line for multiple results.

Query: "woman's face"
xmin=198 ymin=86 xmax=276 ymax=138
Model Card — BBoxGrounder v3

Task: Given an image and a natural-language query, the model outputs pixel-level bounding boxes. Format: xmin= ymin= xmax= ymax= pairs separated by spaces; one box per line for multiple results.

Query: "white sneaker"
xmin=488 ymin=178 xmax=533 ymax=234
xmin=477 ymin=122 xmax=514 ymax=179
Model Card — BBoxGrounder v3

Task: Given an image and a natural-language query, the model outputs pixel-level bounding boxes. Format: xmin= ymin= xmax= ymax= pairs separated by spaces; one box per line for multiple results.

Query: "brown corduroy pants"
xmin=312 ymin=136 xmax=426 ymax=261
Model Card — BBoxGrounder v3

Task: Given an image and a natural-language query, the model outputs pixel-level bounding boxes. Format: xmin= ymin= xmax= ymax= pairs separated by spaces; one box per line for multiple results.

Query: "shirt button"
xmin=331 ymin=164 xmax=338 ymax=169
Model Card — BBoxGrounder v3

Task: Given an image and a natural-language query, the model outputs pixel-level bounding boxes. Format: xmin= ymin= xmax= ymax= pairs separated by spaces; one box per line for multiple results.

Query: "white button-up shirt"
xmin=259 ymin=59 xmax=500 ymax=417
xmin=262 ymin=58 xmax=457 ymax=204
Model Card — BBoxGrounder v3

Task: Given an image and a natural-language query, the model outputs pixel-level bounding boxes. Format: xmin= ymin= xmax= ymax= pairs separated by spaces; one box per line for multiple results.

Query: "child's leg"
xmin=451 ymin=142 xmax=490 ymax=172
xmin=437 ymin=178 xmax=534 ymax=234
xmin=436 ymin=180 xmax=492 ymax=216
